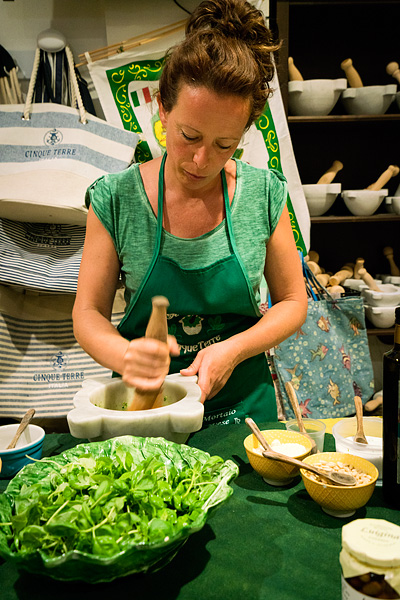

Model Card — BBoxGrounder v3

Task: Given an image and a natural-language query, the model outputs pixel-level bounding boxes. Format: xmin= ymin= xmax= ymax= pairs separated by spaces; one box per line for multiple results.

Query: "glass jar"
xmin=340 ymin=519 xmax=400 ymax=599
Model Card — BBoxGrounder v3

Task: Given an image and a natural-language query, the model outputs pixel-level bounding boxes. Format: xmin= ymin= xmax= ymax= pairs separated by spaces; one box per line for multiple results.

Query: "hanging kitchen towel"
xmin=87 ymin=37 xmax=310 ymax=252
xmin=271 ymin=261 xmax=375 ymax=420
xmin=0 ymin=219 xmax=84 ymax=293
xmin=0 ymin=285 xmax=125 ymax=419
xmin=0 ymin=46 xmax=139 ymax=225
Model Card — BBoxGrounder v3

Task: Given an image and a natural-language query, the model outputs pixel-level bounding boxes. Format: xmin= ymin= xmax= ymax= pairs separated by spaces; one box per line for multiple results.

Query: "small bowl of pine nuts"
xmin=300 ymin=451 xmax=379 ymax=518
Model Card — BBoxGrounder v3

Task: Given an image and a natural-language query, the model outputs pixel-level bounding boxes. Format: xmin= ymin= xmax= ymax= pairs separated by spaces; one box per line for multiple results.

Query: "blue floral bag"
xmin=271 ymin=259 xmax=375 ymax=420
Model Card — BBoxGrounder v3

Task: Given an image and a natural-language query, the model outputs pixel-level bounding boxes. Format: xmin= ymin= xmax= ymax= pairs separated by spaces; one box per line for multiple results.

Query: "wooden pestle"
xmin=307 ymin=261 xmax=321 ymax=275
xmin=358 ymin=268 xmax=382 ymax=292
xmin=383 ymin=246 xmax=400 ymax=276
xmin=386 ymin=62 xmax=400 ymax=84
xmin=128 ymin=296 xmax=170 ymax=411
xmin=288 ymin=56 xmax=303 ymax=81
xmin=327 ymin=285 xmax=344 ymax=294
xmin=353 ymin=258 xmax=365 ymax=280
xmin=308 ymin=250 xmax=320 ymax=264
xmin=316 ymin=273 xmax=330 ymax=287
xmin=317 ymin=160 xmax=344 ymax=185
xmin=340 ymin=58 xmax=363 ymax=87
xmin=367 ymin=165 xmax=400 ymax=191
xmin=329 ymin=264 xmax=354 ymax=287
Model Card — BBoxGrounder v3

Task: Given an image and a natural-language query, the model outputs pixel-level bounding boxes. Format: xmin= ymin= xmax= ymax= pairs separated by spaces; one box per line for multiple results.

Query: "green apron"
xmin=117 ymin=154 xmax=277 ymax=426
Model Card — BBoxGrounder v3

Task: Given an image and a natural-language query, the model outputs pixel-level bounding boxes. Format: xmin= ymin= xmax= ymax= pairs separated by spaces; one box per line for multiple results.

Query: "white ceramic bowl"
xmin=385 ymin=196 xmax=400 ymax=214
xmin=341 ymin=85 xmax=396 ymax=115
xmin=361 ymin=283 xmax=400 ymax=307
xmin=288 ymin=78 xmax=347 ymax=116
xmin=67 ymin=373 xmax=204 ymax=443
xmin=332 ymin=417 xmax=383 ymax=480
xmin=341 ymin=189 xmax=388 ymax=216
xmin=364 ymin=304 xmax=398 ymax=328
xmin=302 ymin=183 xmax=341 ymax=216
xmin=396 ymin=91 xmax=400 ymax=111
xmin=343 ymin=278 xmax=381 ymax=292
xmin=0 ymin=424 xmax=45 ymax=478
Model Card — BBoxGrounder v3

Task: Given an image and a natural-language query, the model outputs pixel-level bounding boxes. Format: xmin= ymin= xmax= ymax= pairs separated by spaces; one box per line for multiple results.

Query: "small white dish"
xmin=342 ymin=189 xmax=388 ymax=216
xmin=364 ymin=304 xmax=398 ymax=328
xmin=362 ymin=284 xmax=400 ymax=307
xmin=302 ymin=183 xmax=341 ymax=216
xmin=288 ymin=78 xmax=347 ymax=116
xmin=341 ymin=85 xmax=396 ymax=115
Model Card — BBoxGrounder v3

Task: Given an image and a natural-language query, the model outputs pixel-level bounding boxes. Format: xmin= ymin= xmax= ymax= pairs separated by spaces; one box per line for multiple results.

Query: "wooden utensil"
xmin=260 ymin=450 xmax=357 ymax=486
xmin=353 ymin=258 xmax=365 ymax=280
xmin=366 ymin=165 xmax=399 ymax=191
xmin=6 ymin=408 xmax=35 ymax=449
xmin=340 ymin=58 xmax=363 ymax=87
xmin=386 ymin=61 xmax=400 ymax=84
xmin=317 ymin=160 xmax=344 ymax=185
xmin=383 ymin=247 xmax=400 ymax=276
xmin=288 ymin=56 xmax=303 ymax=81
xmin=354 ymin=396 xmax=368 ymax=444
xmin=245 ymin=417 xmax=273 ymax=451
xmin=358 ymin=268 xmax=382 ymax=292
xmin=329 ymin=264 xmax=354 ymax=287
xmin=128 ymin=296 xmax=170 ymax=411
xmin=285 ymin=381 xmax=318 ymax=454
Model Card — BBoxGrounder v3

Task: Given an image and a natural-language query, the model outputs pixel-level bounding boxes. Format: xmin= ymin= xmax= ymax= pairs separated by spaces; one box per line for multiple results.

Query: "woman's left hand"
xmin=180 ymin=341 xmax=238 ymax=402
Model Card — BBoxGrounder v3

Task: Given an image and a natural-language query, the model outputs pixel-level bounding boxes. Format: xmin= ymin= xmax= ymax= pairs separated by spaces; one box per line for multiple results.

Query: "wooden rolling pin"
xmin=383 ymin=246 xmax=400 ymax=276
xmin=386 ymin=62 xmax=400 ymax=84
xmin=328 ymin=264 xmax=354 ymax=287
xmin=358 ymin=268 xmax=382 ymax=292
xmin=288 ymin=56 xmax=304 ymax=81
xmin=128 ymin=295 xmax=170 ymax=411
xmin=353 ymin=257 xmax=365 ymax=280
xmin=366 ymin=165 xmax=400 ymax=191
xmin=317 ymin=160 xmax=344 ymax=185
xmin=340 ymin=58 xmax=363 ymax=87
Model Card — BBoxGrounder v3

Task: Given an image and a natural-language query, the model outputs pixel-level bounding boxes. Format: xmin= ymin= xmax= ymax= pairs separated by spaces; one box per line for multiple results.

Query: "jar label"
xmin=342 ymin=575 xmax=378 ymax=599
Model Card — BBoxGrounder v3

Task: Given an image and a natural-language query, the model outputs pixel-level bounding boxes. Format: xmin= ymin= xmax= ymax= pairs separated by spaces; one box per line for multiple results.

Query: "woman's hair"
xmin=158 ymin=0 xmax=280 ymax=129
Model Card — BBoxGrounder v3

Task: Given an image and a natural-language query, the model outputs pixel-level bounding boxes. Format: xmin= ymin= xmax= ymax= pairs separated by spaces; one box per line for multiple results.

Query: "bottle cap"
xmin=342 ymin=519 xmax=400 ymax=567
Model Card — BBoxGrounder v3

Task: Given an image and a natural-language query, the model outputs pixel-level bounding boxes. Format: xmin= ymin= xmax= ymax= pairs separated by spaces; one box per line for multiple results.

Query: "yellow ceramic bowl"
xmin=244 ymin=429 xmax=313 ymax=486
xmin=300 ymin=451 xmax=379 ymax=518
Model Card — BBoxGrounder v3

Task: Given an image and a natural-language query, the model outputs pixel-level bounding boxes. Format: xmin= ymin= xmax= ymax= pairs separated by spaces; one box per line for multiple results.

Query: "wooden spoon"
xmin=6 ymin=408 xmax=36 ymax=449
xmin=354 ymin=396 xmax=368 ymax=444
xmin=260 ymin=450 xmax=357 ymax=486
xmin=245 ymin=418 xmax=356 ymax=486
xmin=128 ymin=296 xmax=170 ymax=411
xmin=285 ymin=381 xmax=318 ymax=454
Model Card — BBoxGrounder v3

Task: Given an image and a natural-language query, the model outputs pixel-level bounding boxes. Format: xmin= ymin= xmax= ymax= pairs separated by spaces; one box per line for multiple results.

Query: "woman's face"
xmin=157 ymin=84 xmax=251 ymax=191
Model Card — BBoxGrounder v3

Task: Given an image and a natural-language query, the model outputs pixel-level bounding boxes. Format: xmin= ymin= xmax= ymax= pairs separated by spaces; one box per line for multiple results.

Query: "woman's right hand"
xmin=121 ymin=335 xmax=180 ymax=390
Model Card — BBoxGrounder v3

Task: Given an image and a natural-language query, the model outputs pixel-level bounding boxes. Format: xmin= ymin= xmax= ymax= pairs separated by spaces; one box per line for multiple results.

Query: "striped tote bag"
xmin=0 ymin=219 xmax=84 ymax=293
xmin=0 ymin=285 xmax=125 ymax=419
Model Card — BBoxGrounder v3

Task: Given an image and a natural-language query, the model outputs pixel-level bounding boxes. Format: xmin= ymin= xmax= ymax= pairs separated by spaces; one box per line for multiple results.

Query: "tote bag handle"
xmin=23 ymin=46 xmax=87 ymax=124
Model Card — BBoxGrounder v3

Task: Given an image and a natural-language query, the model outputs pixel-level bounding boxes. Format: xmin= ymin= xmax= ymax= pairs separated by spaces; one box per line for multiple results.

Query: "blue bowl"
xmin=0 ymin=424 xmax=45 ymax=479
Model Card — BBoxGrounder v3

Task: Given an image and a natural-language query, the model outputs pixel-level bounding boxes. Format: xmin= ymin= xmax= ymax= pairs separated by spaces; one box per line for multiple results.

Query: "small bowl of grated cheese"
xmin=244 ymin=429 xmax=313 ymax=486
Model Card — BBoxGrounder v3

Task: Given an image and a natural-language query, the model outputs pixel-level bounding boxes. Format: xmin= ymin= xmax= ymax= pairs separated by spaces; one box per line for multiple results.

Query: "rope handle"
xmin=23 ymin=46 xmax=87 ymax=123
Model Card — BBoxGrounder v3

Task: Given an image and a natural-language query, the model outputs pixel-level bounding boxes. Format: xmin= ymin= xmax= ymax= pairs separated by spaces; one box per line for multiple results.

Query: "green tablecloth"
xmin=0 ymin=422 xmax=396 ymax=600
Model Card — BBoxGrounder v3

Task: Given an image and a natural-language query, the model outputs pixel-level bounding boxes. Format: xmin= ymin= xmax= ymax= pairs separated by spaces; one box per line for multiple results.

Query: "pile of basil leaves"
xmin=0 ymin=436 xmax=238 ymax=582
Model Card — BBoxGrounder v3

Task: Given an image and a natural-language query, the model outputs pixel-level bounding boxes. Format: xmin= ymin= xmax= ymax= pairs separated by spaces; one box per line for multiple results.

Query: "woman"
xmin=72 ymin=0 xmax=308 ymax=426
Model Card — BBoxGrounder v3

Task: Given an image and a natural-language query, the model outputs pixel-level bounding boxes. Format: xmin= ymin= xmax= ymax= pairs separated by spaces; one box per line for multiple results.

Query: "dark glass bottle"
xmin=383 ymin=307 xmax=400 ymax=507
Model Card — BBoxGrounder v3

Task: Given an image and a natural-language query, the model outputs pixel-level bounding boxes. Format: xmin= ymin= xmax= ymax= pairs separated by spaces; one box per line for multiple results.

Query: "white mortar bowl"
xmin=389 ymin=196 xmax=400 ymax=215
xmin=302 ymin=183 xmax=341 ymax=216
xmin=343 ymin=278 xmax=382 ymax=292
xmin=67 ymin=373 xmax=204 ymax=444
xmin=342 ymin=189 xmax=388 ymax=216
xmin=395 ymin=91 xmax=400 ymax=111
xmin=341 ymin=85 xmax=396 ymax=115
xmin=362 ymin=284 xmax=400 ymax=307
xmin=288 ymin=79 xmax=347 ymax=116
xmin=365 ymin=305 xmax=397 ymax=328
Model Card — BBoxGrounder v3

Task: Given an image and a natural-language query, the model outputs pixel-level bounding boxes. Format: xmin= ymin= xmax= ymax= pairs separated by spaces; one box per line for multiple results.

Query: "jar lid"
xmin=342 ymin=519 xmax=400 ymax=568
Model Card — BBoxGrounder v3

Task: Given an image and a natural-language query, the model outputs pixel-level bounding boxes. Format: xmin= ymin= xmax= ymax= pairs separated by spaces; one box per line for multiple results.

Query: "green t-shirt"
xmin=86 ymin=159 xmax=287 ymax=307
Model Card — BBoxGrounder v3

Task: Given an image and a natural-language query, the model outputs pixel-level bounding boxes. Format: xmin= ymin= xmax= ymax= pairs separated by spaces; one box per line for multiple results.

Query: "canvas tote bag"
xmin=270 ymin=260 xmax=375 ymax=420
xmin=0 ymin=285 xmax=125 ymax=419
xmin=0 ymin=46 xmax=139 ymax=225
